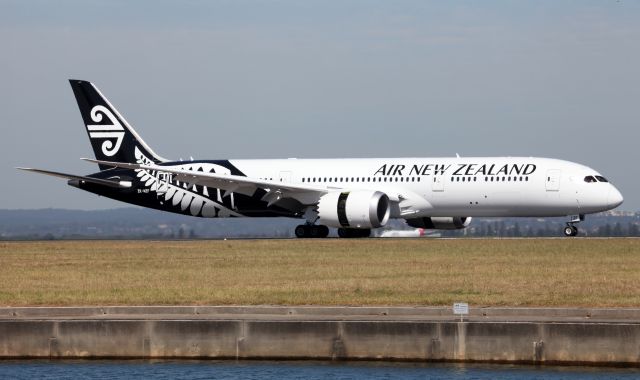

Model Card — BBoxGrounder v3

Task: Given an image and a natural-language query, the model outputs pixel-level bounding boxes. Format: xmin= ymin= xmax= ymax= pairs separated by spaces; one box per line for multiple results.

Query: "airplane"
xmin=18 ymin=80 xmax=624 ymax=238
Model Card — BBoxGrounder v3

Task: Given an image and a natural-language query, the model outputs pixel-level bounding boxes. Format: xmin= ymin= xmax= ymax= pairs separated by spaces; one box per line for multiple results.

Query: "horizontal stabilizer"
xmin=16 ymin=167 xmax=131 ymax=188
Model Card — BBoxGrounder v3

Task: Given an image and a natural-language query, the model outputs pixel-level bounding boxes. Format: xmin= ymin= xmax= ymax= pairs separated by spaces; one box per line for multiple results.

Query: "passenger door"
xmin=431 ymin=175 xmax=444 ymax=192
xmin=545 ymin=169 xmax=560 ymax=191
xmin=279 ymin=171 xmax=292 ymax=184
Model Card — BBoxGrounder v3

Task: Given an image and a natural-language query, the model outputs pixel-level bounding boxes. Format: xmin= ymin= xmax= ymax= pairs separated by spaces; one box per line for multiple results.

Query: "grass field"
xmin=0 ymin=238 xmax=638 ymax=307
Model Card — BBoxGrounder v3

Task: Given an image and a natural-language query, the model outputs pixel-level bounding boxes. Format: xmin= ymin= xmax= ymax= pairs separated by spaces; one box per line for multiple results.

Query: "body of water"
xmin=0 ymin=360 xmax=638 ymax=380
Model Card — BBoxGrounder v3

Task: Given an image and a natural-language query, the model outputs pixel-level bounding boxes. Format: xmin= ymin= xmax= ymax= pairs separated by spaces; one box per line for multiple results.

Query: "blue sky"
xmin=1 ymin=0 xmax=639 ymax=209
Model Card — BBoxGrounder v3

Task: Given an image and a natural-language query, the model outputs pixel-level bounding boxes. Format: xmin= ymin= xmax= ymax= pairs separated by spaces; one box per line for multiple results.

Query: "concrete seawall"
xmin=1 ymin=307 xmax=639 ymax=366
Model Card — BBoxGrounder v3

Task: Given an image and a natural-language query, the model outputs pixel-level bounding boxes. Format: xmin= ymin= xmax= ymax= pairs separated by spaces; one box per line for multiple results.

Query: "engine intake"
xmin=406 ymin=216 xmax=472 ymax=230
xmin=318 ymin=190 xmax=390 ymax=229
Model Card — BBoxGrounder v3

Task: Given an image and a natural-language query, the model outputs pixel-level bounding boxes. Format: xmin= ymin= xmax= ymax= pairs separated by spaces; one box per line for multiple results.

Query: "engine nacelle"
xmin=406 ymin=216 xmax=472 ymax=230
xmin=318 ymin=190 xmax=390 ymax=229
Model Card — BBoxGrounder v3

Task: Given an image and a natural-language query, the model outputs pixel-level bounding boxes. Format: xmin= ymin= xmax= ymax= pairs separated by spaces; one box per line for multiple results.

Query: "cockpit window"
xmin=595 ymin=176 xmax=608 ymax=182
xmin=584 ymin=176 xmax=597 ymax=183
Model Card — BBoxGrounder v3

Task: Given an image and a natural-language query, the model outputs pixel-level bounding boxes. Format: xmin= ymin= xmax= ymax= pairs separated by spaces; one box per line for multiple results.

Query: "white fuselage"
xmin=230 ymin=156 xmax=623 ymax=219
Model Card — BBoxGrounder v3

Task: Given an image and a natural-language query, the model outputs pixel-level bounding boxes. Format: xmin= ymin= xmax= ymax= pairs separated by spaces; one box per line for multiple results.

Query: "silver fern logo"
xmin=134 ymin=147 xmax=242 ymax=218
xmin=87 ymin=105 xmax=125 ymax=157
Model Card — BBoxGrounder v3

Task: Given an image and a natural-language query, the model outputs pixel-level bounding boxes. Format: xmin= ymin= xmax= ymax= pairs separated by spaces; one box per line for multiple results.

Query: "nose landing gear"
xmin=563 ymin=214 xmax=584 ymax=237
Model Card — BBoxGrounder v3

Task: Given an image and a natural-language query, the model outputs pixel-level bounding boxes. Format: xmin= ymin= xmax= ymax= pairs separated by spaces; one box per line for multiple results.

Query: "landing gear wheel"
xmin=563 ymin=224 xmax=578 ymax=237
xmin=295 ymin=225 xmax=308 ymax=238
xmin=295 ymin=225 xmax=330 ymax=238
xmin=359 ymin=229 xmax=372 ymax=238
xmin=317 ymin=225 xmax=329 ymax=238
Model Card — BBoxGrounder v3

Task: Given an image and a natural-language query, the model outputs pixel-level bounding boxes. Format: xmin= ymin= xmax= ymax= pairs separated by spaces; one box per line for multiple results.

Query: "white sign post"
xmin=453 ymin=302 xmax=469 ymax=322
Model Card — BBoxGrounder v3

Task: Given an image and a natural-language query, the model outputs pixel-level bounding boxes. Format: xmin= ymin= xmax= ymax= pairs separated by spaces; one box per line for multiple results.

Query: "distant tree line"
xmin=442 ymin=221 xmax=640 ymax=238
xmin=1 ymin=207 xmax=639 ymax=240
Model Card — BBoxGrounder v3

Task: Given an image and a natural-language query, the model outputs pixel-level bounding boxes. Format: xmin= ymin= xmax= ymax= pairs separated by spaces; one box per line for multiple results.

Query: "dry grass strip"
xmin=0 ymin=238 xmax=638 ymax=307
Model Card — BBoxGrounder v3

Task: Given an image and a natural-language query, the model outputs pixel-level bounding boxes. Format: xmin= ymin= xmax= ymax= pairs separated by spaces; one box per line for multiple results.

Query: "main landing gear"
xmin=295 ymin=224 xmax=329 ymax=238
xmin=563 ymin=214 xmax=584 ymax=237
xmin=294 ymin=209 xmax=371 ymax=238
xmin=293 ymin=225 xmax=372 ymax=238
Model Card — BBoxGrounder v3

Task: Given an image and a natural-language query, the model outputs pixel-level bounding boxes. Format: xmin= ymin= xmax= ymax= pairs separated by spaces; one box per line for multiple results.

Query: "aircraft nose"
xmin=607 ymin=186 xmax=624 ymax=208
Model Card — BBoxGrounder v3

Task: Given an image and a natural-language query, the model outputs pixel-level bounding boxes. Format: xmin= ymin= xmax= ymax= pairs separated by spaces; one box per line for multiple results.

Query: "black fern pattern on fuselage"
xmin=79 ymin=148 xmax=298 ymax=219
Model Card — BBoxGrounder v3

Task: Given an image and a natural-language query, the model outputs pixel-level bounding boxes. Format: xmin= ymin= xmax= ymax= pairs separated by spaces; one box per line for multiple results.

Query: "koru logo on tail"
xmin=87 ymin=105 xmax=125 ymax=157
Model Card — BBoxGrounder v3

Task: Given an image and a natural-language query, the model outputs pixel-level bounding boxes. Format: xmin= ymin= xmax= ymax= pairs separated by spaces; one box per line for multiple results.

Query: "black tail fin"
xmin=69 ymin=79 xmax=166 ymax=170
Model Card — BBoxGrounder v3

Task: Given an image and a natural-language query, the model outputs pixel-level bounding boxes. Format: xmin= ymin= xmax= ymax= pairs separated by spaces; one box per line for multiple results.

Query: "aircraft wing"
xmin=82 ymin=158 xmax=328 ymax=206
xmin=17 ymin=167 xmax=131 ymax=188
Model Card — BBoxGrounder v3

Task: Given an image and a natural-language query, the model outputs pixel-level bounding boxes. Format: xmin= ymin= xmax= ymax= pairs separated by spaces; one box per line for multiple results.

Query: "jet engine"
xmin=317 ymin=190 xmax=390 ymax=229
xmin=406 ymin=216 xmax=472 ymax=230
